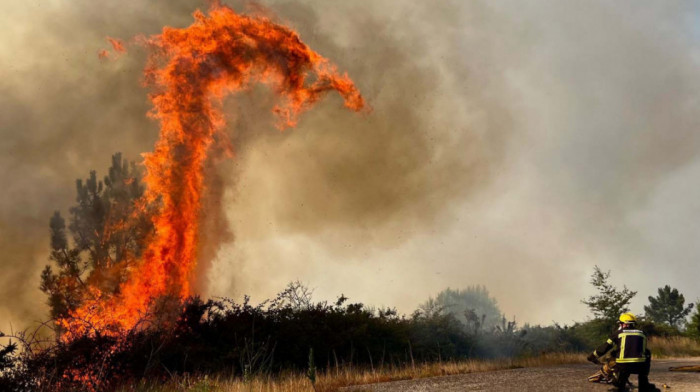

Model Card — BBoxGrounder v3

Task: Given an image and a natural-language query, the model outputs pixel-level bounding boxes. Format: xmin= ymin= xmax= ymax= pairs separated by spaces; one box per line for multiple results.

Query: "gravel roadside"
xmin=342 ymin=358 xmax=700 ymax=391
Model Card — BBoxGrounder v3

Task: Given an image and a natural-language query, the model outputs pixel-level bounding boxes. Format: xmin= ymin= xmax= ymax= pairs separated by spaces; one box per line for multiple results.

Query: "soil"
xmin=343 ymin=358 xmax=700 ymax=391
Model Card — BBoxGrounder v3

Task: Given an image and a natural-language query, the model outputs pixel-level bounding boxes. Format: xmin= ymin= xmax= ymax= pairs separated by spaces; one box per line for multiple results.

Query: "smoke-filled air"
xmin=3 ymin=0 xmax=700 ymax=365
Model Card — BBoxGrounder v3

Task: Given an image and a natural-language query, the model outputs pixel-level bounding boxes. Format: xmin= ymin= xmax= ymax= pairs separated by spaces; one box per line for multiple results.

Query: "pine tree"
xmin=40 ymin=153 xmax=153 ymax=320
xmin=644 ymin=285 xmax=694 ymax=328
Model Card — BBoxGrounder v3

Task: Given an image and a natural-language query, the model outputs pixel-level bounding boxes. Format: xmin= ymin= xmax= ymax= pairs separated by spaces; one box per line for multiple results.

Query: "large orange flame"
xmin=62 ymin=3 xmax=365 ymax=337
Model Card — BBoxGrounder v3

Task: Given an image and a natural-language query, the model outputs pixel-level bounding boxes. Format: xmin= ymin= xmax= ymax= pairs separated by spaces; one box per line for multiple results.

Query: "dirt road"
xmin=344 ymin=358 xmax=700 ymax=391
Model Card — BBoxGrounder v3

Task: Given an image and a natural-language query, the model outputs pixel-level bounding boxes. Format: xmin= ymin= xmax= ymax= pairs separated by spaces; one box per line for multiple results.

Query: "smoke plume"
xmin=2 ymin=0 xmax=700 ymax=331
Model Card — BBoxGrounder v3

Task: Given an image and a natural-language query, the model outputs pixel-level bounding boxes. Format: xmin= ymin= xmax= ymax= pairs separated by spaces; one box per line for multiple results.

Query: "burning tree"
xmin=40 ymin=153 xmax=153 ymax=323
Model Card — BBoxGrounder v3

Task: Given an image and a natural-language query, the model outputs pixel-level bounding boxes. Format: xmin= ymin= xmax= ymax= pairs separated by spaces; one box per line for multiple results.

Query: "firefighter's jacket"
xmin=593 ymin=328 xmax=648 ymax=364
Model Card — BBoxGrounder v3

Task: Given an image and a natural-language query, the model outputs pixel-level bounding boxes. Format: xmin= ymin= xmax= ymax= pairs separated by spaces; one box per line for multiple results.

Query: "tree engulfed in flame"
xmin=61 ymin=3 xmax=365 ymax=338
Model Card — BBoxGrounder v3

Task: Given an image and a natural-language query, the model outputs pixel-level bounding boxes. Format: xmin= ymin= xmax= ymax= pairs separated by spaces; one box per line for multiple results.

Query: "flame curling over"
xmin=63 ymin=3 xmax=365 ymax=336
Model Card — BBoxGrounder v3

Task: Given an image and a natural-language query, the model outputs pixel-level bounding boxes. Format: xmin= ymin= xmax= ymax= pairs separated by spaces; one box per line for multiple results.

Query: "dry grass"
xmin=649 ymin=336 xmax=700 ymax=358
xmin=314 ymin=352 xmax=585 ymax=391
xmin=104 ymin=337 xmax=700 ymax=392
xmin=117 ymin=352 xmax=585 ymax=392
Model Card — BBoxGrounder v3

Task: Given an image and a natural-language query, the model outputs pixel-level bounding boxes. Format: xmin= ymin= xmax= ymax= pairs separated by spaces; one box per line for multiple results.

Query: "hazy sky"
xmin=2 ymin=0 xmax=700 ymax=332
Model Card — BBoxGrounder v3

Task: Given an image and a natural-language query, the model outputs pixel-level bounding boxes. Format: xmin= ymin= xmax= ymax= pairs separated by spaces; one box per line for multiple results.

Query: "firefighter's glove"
xmin=587 ymin=353 xmax=599 ymax=364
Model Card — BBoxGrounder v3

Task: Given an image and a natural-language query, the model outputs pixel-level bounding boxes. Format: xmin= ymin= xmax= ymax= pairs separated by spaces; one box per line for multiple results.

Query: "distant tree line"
xmin=579 ymin=266 xmax=697 ymax=339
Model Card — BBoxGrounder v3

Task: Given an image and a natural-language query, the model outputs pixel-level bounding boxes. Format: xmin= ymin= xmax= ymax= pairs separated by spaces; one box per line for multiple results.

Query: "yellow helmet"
xmin=619 ymin=313 xmax=637 ymax=324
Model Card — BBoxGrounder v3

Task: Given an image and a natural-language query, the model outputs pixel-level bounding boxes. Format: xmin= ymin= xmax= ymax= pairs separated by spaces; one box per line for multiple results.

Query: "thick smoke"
xmin=2 ymin=0 xmax=700 ymax=332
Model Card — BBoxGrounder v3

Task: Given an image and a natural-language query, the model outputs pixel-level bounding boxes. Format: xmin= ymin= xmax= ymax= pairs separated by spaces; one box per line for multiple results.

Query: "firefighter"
xmin=586 ymin=313 xmax=659 ymax=391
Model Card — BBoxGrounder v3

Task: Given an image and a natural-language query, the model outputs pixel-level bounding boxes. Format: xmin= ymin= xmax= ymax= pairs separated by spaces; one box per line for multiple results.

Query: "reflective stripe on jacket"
xmin=616 ymin=330 xmax=646 ymax=363
xmin=593 ymin=328 xmax=647 ymax=364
